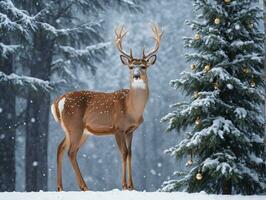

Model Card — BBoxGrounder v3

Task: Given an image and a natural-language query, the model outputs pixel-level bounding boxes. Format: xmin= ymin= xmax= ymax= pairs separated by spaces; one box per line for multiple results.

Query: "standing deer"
xmin=51 ymin=25 xmax=162 ymax=191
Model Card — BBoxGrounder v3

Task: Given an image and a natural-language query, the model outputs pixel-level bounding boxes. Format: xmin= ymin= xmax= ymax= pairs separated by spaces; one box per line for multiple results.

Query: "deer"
xmin=50 ymin=25 xmax=162 ymax=191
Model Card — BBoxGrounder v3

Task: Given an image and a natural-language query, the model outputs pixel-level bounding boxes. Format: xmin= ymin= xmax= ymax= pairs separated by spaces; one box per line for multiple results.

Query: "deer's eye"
xmin=129 ymin=66 xmax=133 ymax=70
xmin=141 ymin=66 xmax=146 ymax=70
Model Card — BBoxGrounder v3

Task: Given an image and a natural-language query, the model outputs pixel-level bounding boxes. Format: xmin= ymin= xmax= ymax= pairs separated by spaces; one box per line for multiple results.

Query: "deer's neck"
xmin=127 ymin=79 xmax=149 ymax=119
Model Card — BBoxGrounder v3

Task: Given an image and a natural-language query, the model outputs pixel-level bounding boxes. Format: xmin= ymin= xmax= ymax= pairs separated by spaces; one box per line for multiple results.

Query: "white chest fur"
xmin=131 ymin=79 xmax=146 ymax=89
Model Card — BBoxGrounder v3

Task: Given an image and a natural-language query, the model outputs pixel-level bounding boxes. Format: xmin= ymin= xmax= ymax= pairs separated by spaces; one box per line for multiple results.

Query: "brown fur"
xmin=52 ymin=25 xmax=162 ymax=191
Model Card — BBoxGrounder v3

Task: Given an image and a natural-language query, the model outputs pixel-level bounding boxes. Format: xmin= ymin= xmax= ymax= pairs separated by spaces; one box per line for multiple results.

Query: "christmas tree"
xmin=161 ymin=0 xmax=265 ymax=195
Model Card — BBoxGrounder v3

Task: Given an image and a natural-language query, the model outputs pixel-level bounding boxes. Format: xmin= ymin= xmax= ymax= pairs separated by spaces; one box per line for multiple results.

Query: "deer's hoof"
xmin=81 ymin=186 xmax=89 ymax=191
xmin=122 ymin=184 xmax=128 ymax=190
xmin=57 ymin=186 xmax=63 ymax=192
xmin=127 ymin=185 xmax=135 ymax=191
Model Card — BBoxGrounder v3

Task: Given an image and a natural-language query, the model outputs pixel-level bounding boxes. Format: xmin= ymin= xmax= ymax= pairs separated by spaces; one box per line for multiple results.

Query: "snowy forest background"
xmin=0 ymin=0 xmax=264 ymax=193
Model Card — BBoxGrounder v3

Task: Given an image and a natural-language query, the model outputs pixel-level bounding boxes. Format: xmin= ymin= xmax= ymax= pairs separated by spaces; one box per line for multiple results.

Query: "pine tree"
xmin=0 ymin=0 xmax=51 ymax=191
xmin=161 ymin=0 xmax=265 ymax=195
xmin=1 ymin=0 xmax=140 ymax=191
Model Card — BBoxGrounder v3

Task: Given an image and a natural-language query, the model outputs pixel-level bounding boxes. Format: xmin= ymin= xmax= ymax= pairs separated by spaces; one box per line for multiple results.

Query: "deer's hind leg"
xmin=61 ymin=112 xmax=89 ymax=191
xmin=67 ymin=128 xmax=89 ymax=191
xmin=57 ymin=137 xmax=69 ymax=191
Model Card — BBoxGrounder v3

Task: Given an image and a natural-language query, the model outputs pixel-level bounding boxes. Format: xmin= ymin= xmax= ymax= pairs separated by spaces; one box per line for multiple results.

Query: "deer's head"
xmin=115 ymin=25 xmax=163 ymax=88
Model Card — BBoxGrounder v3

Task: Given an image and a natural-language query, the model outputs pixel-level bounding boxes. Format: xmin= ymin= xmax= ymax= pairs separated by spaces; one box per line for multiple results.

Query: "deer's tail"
xmin=51 ymin=98 xmax=63 ymax=123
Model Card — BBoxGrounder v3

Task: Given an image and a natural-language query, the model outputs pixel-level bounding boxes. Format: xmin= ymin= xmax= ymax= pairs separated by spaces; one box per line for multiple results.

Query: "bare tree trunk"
xmin=263 ymin=2 xmax=266 ymax=178
xmin=263 ymin=0 xmax=266 ymax=144
xmin=25 ymin=30 xmax=53 ymax=191
xmin=0 ymin=40 xmax=16 ymax=191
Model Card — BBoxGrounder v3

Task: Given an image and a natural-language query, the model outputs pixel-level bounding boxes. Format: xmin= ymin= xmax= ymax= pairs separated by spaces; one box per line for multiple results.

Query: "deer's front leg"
xmin=125 ymin=133 xmax=135 ymax=190
xmin=115 ymin=132 xmax=128 ymax=190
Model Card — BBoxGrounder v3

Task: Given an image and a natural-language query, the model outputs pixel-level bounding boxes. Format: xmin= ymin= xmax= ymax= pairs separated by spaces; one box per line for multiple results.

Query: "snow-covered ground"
xmin=1 ymin=190 xmax=265 ymax=200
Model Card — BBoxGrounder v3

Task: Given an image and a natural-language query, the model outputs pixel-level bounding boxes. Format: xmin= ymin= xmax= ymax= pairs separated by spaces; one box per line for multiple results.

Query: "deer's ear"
xmin=120 ymin=55 xmax=130 ymax=65
xmin=146 ymin=55 xmax=156 ymax=66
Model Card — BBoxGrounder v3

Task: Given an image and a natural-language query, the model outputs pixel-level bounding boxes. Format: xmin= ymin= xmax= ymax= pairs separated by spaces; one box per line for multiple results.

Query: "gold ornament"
xmin=204 ymin=64 xmax=211 ymax=73
xmin=214 ymin=18 xmax=221 ymax=25
xmin=195 ymin=117 xmax=201 ymax=126
xmin=196 ymin=173 xmax=203 ymax=180
xmin=242 ymin=65 xmax=250 ymax=74
xmin=193 ymin=91 xmax=199 ymax=98
xmin=185 ymin=159 xmax=193 ymax=166
xmin=191 ymin=64 xmax=196 ymax=70
xmin=194 ymin=33 xmax=201 ymax=40
xmin=214 ymin=81 xmax=219 ymax=90
xmin=248 ymin=22 xmax=254 ymax=29
xmin=224 ymin=0 xmax=231 ymax=3
xmin=250 ymin=80 xmax=256 ymax=87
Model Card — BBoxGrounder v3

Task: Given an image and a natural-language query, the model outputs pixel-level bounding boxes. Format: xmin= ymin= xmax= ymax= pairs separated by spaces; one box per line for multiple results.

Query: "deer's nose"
xmin=133 ymin=74 xmax=140 ymax=79
xmin=133 ymin=70 xmax=141 ymax=79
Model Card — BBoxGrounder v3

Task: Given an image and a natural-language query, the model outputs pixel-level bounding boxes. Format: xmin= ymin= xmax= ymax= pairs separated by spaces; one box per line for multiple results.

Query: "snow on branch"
xmin=230 ymin=40 xmax=255 ymax=49
xmin=0 ymin=43 xmax=20 ymax=58
xmin=39 ymin=21 xmax=103 ymax=42
xmin=166 ymin=117 xmax=251 ymax=157
xmin=160 ymin=167 xmax=197 ymax=192
xmin=0 ymin=13 xmax=24 ymax=33
xmin=0 ymin=71 xmax=52 ymax=98
xmin=119 ymin=0 xmax=141 ymax=11
xmin=201 ymin=152 xmax=238 ymax=177
xmin=0 ymin=0 xmax=36 ymax=30
xmin=59 ymin=42 xmax=110 ymax=59
xmin=186 ymin=117 xmax=249 ymax=146
xmin=194 ymin=0 xmax=226 ymax=17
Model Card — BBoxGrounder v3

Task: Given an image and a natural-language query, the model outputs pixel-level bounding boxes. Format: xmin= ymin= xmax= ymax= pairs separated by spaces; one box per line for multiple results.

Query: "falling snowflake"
xmin=0 ymin=108 xmax=3 ymax=113
xmin=150 ymin=169 xmax=156 ymax=175
xmin=31 ymin=118 xmax=36 ymax=123
xmin=32 ymin=161 xmax=38 ymax=166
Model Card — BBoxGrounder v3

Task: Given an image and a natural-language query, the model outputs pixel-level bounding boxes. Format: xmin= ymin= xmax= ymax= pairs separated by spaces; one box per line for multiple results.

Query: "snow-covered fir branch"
xmin=59 ymin=42 xmax=110 ymax=59
xmin=0 ymin=71 xmax=52 ymax=98
xmin=0 ymin=43 xmax=20 ymax=58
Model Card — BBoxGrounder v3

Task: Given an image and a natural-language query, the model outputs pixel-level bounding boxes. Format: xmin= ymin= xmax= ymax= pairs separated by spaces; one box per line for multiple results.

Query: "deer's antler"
xmin=143 ymin=24 xmax=163 ymax=59
xmin=115 ymin=25 xmax=133 ymax=59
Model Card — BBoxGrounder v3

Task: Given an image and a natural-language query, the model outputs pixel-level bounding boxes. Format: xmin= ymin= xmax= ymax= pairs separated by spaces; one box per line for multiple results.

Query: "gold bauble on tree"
xmin=248 ymin=22 xmax=254 ymax=29
xmin=204 ymin=64 xmax=211 ymax=73
xmin=214 ymin=18 xmax=221 ymax=25
xmin=186 ymin=159 xmax=193 ymax=166
xmin=194 ymin=33 xmax=201 ymax=40
xmin=191 ymin=64 xmax=196 ymax=70
xmin=242 ymin=65 xmax=250 ymax=74
xmin=195 ymin=117 xmax=201 ymax=126
xmin=250 ymin=80 xmax=256 ymax=87
xmin=193 ymin=91 xmax=199 ymax=98
xmin=213 ymin=81 xmax=219 ymax=90
xmin=224 ymin=0 xmax=231 ymax=3
xmin=196 ymin=173 xmax=203 ymax=180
